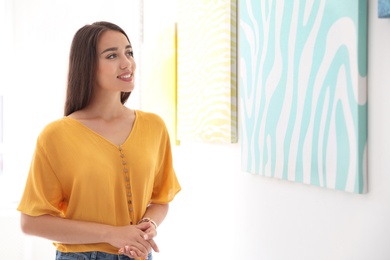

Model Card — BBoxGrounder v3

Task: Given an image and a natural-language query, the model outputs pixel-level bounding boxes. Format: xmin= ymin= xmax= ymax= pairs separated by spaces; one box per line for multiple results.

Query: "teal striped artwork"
xmin=239 ymin=0 xmax=367 ymax=193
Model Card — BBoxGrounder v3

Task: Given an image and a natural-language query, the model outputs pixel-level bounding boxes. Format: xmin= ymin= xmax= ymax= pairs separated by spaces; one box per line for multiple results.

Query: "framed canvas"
xmin=379 ymin=0 xmax=390 ymax=18
xmin=239 ymin=0 xmax=368 ymax=193
xmin=177 ymin=0 xmax=238 ymax=143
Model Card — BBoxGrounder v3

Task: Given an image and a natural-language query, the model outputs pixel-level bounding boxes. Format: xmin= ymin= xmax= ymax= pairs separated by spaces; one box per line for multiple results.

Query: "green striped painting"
xmin=239 ymin=0 xmax=368 ymax=193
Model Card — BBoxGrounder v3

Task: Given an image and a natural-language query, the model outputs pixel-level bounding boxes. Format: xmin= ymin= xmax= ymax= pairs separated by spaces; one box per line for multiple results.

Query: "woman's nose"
xmin=120 ymin=56 xmax=132 ymax=70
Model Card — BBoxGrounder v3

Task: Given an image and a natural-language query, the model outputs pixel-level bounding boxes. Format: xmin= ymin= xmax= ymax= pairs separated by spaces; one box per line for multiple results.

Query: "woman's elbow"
xmin=20 ymin=213 xmax=38 ymax=235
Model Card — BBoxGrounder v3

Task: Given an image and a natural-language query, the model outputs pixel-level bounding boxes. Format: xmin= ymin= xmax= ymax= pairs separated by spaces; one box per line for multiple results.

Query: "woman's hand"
xmin=20 ymin=213 xmax=157 ymax=259
xmin=118 ymin=203 xmax=168 ymax=258
xmin=108 ymin=223 xmax=152 ymax=259
xmin=118 ymin=222 xmax=159 ymax=258
xmin=140 ymin=220 xmax=158 ymax=241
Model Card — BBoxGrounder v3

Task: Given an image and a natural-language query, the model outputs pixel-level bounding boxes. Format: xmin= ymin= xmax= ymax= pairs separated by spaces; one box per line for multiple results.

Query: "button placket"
xmin=119 ymin=145 xmax=133 ymax=220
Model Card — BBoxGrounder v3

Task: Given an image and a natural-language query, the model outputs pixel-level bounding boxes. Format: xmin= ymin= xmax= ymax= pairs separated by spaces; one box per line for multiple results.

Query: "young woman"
xmin=17 ymin=21 xmax=181 ymax=260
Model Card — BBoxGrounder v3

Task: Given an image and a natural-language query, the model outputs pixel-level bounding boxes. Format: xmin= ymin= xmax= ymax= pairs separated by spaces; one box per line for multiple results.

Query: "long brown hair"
xmin=64 ymin=21 xmax=132 ymax=116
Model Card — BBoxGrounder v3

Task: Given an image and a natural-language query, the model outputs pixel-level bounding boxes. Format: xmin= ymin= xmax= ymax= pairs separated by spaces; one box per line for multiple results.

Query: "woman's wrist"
xmin=137 ymin=218 xmax=157 ymax=230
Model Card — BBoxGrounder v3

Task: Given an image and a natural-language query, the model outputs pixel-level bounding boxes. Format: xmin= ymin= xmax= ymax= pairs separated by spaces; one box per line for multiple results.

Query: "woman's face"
xmin=95 ymin=30 xmax=136 ymax=94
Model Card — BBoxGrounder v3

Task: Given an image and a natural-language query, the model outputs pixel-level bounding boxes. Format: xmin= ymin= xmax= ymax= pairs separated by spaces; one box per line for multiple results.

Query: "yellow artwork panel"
xmin=177 ymin=0 xmax=237 ymax=143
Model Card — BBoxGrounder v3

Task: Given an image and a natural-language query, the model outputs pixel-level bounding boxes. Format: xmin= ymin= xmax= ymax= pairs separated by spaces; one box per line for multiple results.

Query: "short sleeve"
xmin=17 ymin=138 xmax=65 ymax=217
xmin=151 ymin=125 xmax=181 ymax=204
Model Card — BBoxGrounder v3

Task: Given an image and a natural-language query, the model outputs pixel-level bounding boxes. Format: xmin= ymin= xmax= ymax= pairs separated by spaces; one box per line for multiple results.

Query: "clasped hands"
xmin=116 ymin=221 xmax=158 ymax=259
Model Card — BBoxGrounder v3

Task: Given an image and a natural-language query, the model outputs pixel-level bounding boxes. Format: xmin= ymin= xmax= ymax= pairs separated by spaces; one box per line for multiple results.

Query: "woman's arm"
xmin=142 ymin=203 xmax=169 ymax=228
xmin=140 ymin=203 xmax=169 ymax=240
xmin=20 ymin=213 xmax=152 ymax=258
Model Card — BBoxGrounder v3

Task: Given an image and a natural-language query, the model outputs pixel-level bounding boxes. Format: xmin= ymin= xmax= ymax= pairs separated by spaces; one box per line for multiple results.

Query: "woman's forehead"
xmin=98 ymin=30 xmax=131 ymax=51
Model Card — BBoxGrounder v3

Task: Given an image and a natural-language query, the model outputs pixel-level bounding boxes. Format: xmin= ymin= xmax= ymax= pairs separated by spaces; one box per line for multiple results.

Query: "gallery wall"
xmin=0 ymin=0 xmax=390 ymax=260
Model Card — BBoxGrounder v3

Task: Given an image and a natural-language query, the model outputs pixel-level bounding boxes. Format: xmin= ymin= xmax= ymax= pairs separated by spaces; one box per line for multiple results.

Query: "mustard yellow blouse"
xmin=17 ymin=110 xmax=181 ymax=253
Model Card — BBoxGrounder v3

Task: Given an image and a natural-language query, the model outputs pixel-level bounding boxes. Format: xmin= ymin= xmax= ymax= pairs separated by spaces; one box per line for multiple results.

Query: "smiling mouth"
xmin=117 ymin=74 xmax=132 ymax=79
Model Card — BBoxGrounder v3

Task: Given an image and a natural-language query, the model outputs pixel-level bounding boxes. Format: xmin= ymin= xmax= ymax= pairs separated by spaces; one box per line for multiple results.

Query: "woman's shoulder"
xmin=135 ymin=110 xmax=169 ymax=136
xmin=37 ymin=117 xmax=74 ymax=140
xmin=41 ymin=117 xmax=69 ymax=130
xmin=136 ymin=110 xmax=165 ymax=124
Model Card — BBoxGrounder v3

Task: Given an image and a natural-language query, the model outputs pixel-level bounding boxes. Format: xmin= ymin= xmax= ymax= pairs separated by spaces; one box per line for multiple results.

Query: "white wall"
xmin=0 ymin=0 xmax=142 ymax=201
xmin=1 ymin=0 xmax=390 ymax=260
xmin=0 ymin=0 xmax=143 ymax=259
xmin=232 ymin=1 xmax=390 ymax=259
xmin=161 ymin=1 xmax=390 ymax=259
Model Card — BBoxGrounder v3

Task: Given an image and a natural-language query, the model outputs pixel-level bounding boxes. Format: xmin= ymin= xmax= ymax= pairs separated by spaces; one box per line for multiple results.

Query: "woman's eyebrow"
xmin=100 ymin=47 xmax=117 ymax=55
xmin=100 ymin=45 xmax=132 ymax=55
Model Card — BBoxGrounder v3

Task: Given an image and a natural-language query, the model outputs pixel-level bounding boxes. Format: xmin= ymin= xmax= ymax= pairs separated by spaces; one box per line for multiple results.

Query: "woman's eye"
xmin=127 ymin=51 xmax=134 ymax=57
xmin=107 ymin=54 xmax=117 ymax=59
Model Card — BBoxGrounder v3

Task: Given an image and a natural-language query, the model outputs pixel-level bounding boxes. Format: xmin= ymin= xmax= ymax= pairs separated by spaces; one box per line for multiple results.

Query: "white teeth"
xmin=119 ymin=74 xmax=131 ymax=79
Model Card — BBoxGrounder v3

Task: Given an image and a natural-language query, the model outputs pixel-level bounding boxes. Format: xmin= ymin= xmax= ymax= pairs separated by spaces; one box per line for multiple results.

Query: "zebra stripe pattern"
xmin=239 ymin=0 xmax=367 ymax=193
xmin=177 ymin=0 xmax=238 ymax=143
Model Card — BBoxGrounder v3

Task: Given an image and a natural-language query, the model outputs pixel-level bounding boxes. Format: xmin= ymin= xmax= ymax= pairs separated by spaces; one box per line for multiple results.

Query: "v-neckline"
xmin=64 ymin=110 xmax=137 ymax=147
